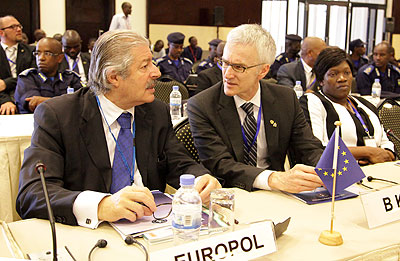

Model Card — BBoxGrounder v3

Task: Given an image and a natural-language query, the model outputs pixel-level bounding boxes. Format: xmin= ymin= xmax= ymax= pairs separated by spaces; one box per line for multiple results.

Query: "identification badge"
xmin=364 ymin=136 xmax=376 ymax=147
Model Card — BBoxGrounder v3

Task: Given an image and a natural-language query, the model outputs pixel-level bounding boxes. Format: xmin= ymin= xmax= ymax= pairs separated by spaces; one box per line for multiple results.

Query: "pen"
xmin=65 ymin=245 xmax=77 ymax=261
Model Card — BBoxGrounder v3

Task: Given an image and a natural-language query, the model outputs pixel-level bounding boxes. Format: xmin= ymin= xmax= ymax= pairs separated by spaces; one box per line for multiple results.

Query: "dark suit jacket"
xmin=58 ymin=52 xmax=91 ymax=79
xmin=195 ymin=66 xmax=222 ymax=95
xmin=187 ymin=80 xmax=323 ymax=191
xmin=277 ymin=60 xmax=307 ymax=91
xmin=0 ymin=43 xmax=36 ymax=105
xmin=16 ymin=87 xmax=207 ymax=225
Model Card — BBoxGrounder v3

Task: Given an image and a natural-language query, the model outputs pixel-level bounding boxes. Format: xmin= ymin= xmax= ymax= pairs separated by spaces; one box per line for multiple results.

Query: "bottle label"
xmin=172 ymin=205 xmax=201 ymax=229
xmin=170 ymin=98 xmax=181 ymax=106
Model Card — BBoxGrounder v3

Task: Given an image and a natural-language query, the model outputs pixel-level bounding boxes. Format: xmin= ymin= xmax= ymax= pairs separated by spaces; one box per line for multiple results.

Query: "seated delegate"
xmin=300 ymin=47 xmax=395 ymax=165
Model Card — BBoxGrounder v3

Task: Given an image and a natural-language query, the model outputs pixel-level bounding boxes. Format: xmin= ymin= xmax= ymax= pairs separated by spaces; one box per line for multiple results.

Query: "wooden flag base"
xmin=318 ymin=230 xmax=343 ymax=246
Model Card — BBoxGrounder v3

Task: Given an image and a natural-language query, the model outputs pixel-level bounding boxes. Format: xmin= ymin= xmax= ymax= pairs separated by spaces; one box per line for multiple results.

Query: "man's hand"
xmin=195 ymin=174 xmax=222 ymax=204
xmin=0 ymin=80 xmax=6 ymax=92
xmin=98 ymin=186 xmax=157 ymax=223
xmin=25 ymin=96 xmax=50 ymax=112
xmin=268 ymin=164 xmax=323 ymax=193
xmin=0 ymin=102 xmax=17 ymax=115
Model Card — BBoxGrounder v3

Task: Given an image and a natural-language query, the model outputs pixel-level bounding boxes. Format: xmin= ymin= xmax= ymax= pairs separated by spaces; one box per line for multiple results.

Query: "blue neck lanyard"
xmin=7 ymin=57 xmax=16 ymax=64
xmin=347 ymin=98 xmax=370 ymax=137
xmin=240 ymin=99 xmax=262 ymax=152
xmin=96 ymin=96 xmax=136 ymax=183
xmin=65 ymin=54 xmax=79 ymax=71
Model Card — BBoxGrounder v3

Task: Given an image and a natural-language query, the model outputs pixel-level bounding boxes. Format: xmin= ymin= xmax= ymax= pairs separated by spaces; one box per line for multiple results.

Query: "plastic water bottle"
xmin=67 ymin=86 xmax=74 ymax=94
xmin=172 ymin=174 xmax=202 ymax=245
xmin=294 ymin=81 xmax=303 ymax=99
xmin=371 ymin=78 xmax=381 ymax=99
xmin=170 ymin=86 xmax=182 ymax=121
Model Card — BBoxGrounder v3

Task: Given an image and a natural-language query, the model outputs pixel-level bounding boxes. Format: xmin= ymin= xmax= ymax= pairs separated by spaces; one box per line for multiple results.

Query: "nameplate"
xmin=360 ymin=185 xmax=400 ymax=228
xmin=150 ymin=221 xmax=276 ymax=261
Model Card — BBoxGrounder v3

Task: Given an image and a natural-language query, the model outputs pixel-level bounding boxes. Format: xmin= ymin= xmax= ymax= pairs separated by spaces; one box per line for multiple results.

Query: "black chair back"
xmin=154 ymin=79 xmax=189 ymax=104
xmin=173 ymin=118 xmax=200 ymax=163
xmin=378 ymin=98 xmax=400 ymax=156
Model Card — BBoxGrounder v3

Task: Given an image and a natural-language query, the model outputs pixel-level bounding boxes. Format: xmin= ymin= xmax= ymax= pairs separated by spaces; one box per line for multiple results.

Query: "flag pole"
xmin=318 ymin=121 xmax=343 ymax=246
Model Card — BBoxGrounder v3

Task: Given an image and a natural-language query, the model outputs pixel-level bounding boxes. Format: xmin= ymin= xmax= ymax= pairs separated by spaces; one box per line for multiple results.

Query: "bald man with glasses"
xmin=187 ymin=24 xmax=324 ymax=193
xmin=0 ymin=15 xmax=36 ymax=114
xmin=14 ymin=37 xmax=83 ymax=113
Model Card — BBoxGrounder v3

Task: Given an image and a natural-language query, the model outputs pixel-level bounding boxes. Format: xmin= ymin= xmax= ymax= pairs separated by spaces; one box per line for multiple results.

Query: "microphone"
xmin=88 ymin=239 xmax=107 ymax=261
xmin=124 ymin=235 xmax=149 ymax=261
xmin=35 ymin=162 xmax=57 ymax=261
xmin=367 ymin=176 xmax=399 ymax=185
xmin=357 ymin=180 xmax=373 ymax=190
xmin=385 ymin=129 xmax=400 ymax=143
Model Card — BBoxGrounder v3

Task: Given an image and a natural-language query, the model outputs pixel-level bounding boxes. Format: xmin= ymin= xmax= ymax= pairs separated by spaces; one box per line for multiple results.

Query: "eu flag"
xmin=315 ymin=130 xmax=365 ymax=195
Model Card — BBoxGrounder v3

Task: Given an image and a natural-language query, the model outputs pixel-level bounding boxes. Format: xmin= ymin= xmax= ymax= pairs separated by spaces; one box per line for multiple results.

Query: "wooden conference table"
xmin=1 ymin=161 xmax=399 ymax=260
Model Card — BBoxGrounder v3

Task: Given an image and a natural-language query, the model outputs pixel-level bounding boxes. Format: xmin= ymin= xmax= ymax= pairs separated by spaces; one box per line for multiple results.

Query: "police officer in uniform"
xmin=267 ymin=34 xmax=302 ymax=79
xmin=15 ymin=37 xmax=83 ymax=113
xmin=196 ymin=38 xmax=222 ymax=74
xmin=356 ymin=42 xmax=400 ymax=95
xmin=349 ymin=39 xmax=368 ymax=76
xmin=156 ymin=32 xmax=193 ymax=83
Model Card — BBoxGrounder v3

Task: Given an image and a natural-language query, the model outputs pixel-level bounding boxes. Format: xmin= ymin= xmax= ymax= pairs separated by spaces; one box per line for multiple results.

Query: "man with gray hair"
xmin=187 ymin=24 xmax=324 ymax=193
xmin=17 ymin=30 xmax=220 ymax=228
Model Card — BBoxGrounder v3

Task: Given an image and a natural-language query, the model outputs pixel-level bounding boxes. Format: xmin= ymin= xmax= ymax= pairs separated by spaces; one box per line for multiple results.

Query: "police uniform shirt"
xmin=15 ymin=68 xmax=84 ymax=113
xmin=267 ymin=52 xmax=300 ymax=79
xmin=156 ymin=55 xmax=193 ymax=83
xmin=356 ymin=63 xmax=400 ymax=95
xmin=196 ymin=57 xmax=214 ymax=74
xmin=352 ymin=56 xmax=369 ymax=76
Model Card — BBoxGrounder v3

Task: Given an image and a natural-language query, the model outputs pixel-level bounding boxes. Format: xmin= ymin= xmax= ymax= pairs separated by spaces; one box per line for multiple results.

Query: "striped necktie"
xmin=6 ymin=46 xmax=17 ymax=78
xmin=241 ymin=102 xmax=257 ymax=166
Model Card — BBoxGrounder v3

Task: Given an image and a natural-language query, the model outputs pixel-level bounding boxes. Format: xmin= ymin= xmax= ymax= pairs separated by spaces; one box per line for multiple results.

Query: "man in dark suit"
xmin=0 ymin=15 xmax=36 ymax=114
xmin=17 ymin=30 xmax=220 ymax=228
xmin=59 ymin=30 xmax=90 ymax=84
xmin=187 ymin=24 xmax=323 ymax=193
xmin=195 ymin=41 xmax=225 ymax=95
xmin=277 ymin=37 xmax=326 ymax=91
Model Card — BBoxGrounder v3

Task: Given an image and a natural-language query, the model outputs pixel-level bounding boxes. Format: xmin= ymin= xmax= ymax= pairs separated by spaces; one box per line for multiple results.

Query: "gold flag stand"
xmin=319 ymin=121 xmax=344 ymax=246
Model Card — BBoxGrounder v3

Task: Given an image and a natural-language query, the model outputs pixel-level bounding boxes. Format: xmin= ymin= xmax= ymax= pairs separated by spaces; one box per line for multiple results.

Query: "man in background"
xmin=277 ymin=37 xmax=326 ymax=91
xmin=267 ymin=34 xmax=302 ymax=79
xmin=15 ymin=38 xmax=83 ymax=113
xmin=59 ymin=30 xmax=90 ymax=84
xmin=0 ymin=15 xmax=36 ymax=114
xmin=151 ymin=39 xmax=165 ymax=59
xmin=109 ymin=2 xmax=132 ymax=30
xmin=196 ymin=38 xmax=222 ymax=74
xmin=182 ymin=36 xmax=202 ymax=63
xmin=30 ymin=29 xmax=46 ymax=47
xmin=156 ymin=32 xmax=193 ymax=83
xmin=349 ymin=39 xmax=368 ymax=76
xmin=188 ymin=24 xmax=323 ymax=193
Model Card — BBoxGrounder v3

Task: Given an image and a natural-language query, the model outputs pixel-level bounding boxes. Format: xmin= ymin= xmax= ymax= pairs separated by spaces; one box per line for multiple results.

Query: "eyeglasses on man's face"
xmin=33 ymin=51 xmax=61 ymax=57
xmin=218 ymin=58 xmax=265 ymax=73
xmin=1 ymin=24 xmax=23 ymax=31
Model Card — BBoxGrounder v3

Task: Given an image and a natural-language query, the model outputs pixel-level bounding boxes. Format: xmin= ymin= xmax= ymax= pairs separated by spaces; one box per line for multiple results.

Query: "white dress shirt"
xmin=65 ymin=53 xmax=87 ymax=83
xmin=233 ymin=84 xmax=274 ymax=190
xmin=72 ymin=94 xmax=144 ymax=228
xmin=109 ymin=13 xmax=132 ymax=30
xmin=301 ymin=58 xmax=313 ymax=87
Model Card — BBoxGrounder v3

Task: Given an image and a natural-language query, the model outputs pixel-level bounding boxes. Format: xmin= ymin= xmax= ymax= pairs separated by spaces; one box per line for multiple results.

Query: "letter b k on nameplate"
xmin=150 ymin=221 xmax=277 ymax=260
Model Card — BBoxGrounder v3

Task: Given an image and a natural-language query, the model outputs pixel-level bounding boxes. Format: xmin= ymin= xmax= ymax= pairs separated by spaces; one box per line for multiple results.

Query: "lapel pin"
xmin=270 ymin=120 xmax=274 ymax=124
xmin=273 ymin=122 xmax=277 ymax=127
xmin=21 ymin=49 xmax=24 ymax=53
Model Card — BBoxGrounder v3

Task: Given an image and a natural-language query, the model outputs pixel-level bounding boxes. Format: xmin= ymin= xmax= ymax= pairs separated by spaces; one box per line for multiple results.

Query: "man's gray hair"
xmin=226 ymin=24 xmax=276 ymax=65
xmin=88 ymin=30 xmax=149 ymax=95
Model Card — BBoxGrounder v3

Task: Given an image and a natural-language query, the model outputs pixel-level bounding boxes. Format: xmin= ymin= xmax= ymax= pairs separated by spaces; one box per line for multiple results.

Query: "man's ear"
xmin=106 ymin=70 xmax=119 ymax=88
xmin=56 ymin=53 xmax=64 ymax=64
xmin=258 ymin=64 xmax=270 ymax=80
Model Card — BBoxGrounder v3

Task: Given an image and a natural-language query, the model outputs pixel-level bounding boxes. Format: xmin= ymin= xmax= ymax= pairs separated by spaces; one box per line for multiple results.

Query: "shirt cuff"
xmin=72 ymin=191 xmax=110 ymax=229
xmin=253 ymin=170 xmax=275 ymax=190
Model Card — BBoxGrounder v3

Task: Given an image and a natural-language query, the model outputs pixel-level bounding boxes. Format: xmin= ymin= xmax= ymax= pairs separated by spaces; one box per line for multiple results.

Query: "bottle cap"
xmin=374 ymin=79 xmax=380 ymax=83
xmin=295 ymin=81 xmax=301 ymax=85
xmin=173 ymin=85 xmax=179 ymax=91
xmin=180 ymin=174 xmax=195 ymax=186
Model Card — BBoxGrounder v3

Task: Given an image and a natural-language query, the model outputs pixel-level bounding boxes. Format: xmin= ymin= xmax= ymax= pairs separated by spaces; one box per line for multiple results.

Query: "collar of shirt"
xmin=37 ymin=71 xmax=64 ymax=83
xmin=67 ymin=52 xmax=81 ymax=64
xmin=1 ymin=42 xmax=18 ymax=52
xmin=97 ymin=93 xmax=135 ymax=128
xmin=301 ymin=58 xmax=312 ymax=74
xmin=233 ymin=82 xmax=261 ymax=113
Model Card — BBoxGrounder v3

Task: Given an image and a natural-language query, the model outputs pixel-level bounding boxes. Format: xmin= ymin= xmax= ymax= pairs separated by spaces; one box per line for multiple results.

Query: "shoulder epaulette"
xmin=19 ymin=68 xmax=37 ymax=77
xmin=392 ymin=65 xmax=400 ymax=74
xmin=183 ymin=57 xmax=193 ymax=65
xmin=363 ymin=65 xmax=374 ymax=75
xmin=155 ymin=57 xmax=166 ymax=65
xmin=276 ymin=54 xmax=283 ymax=61
xmin=198 ymin=61 xmax=207 ymax=67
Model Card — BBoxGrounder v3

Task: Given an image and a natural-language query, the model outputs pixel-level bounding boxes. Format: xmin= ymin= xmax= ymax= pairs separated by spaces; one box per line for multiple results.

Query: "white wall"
xmin=40 ymin=0 xmax=65 ymax=36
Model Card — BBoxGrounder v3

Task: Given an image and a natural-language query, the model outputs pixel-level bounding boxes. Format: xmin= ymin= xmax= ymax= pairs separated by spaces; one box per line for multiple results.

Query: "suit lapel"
xmin=79 ymin=91 xmax=112 ymax=190
xmin=134 ymin=104 xmax=151 ymax=186
xmin=296 ymin=60 xmax=307 ymax=90
xmin=217 ymin=83 xmax=244 ymax=162
xmin=0 ymin=46 xmax=12 ymax=76
xmin=260 ymin=81 xmax=280 ymax=160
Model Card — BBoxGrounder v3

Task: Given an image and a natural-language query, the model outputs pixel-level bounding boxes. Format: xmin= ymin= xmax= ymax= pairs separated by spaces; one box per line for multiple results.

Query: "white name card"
xmin=150 ymin=221 xmax=277 ymax=261
xmin=360 ymin=185 xmax=400 ymax=228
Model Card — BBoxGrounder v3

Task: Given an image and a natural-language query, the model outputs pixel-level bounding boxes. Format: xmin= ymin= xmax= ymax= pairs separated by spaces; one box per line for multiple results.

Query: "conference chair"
xmin=173 ymin=118 xmax=200 ymax=163
xmin=154 ymin=77 xmax=189 ymax=104
xmin=377 ymin=98 xmax=400 ymax=156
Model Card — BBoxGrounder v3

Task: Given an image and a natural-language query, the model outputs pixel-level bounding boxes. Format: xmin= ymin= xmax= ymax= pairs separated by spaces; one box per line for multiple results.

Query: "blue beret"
xmin=208 ymin=39 xmax=222 ymax=47
xmin=167 ymin=32 xmax=185 ymax=44
xmin=285 ymin=34 xmax=302 ymax=41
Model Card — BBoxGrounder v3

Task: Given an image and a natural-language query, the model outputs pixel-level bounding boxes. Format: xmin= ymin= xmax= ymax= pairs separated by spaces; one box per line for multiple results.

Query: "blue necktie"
xmin=110 ymin=112 xmax=133 ymax=193
xmin=241 ymin=102 xmax=257 ymax=167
